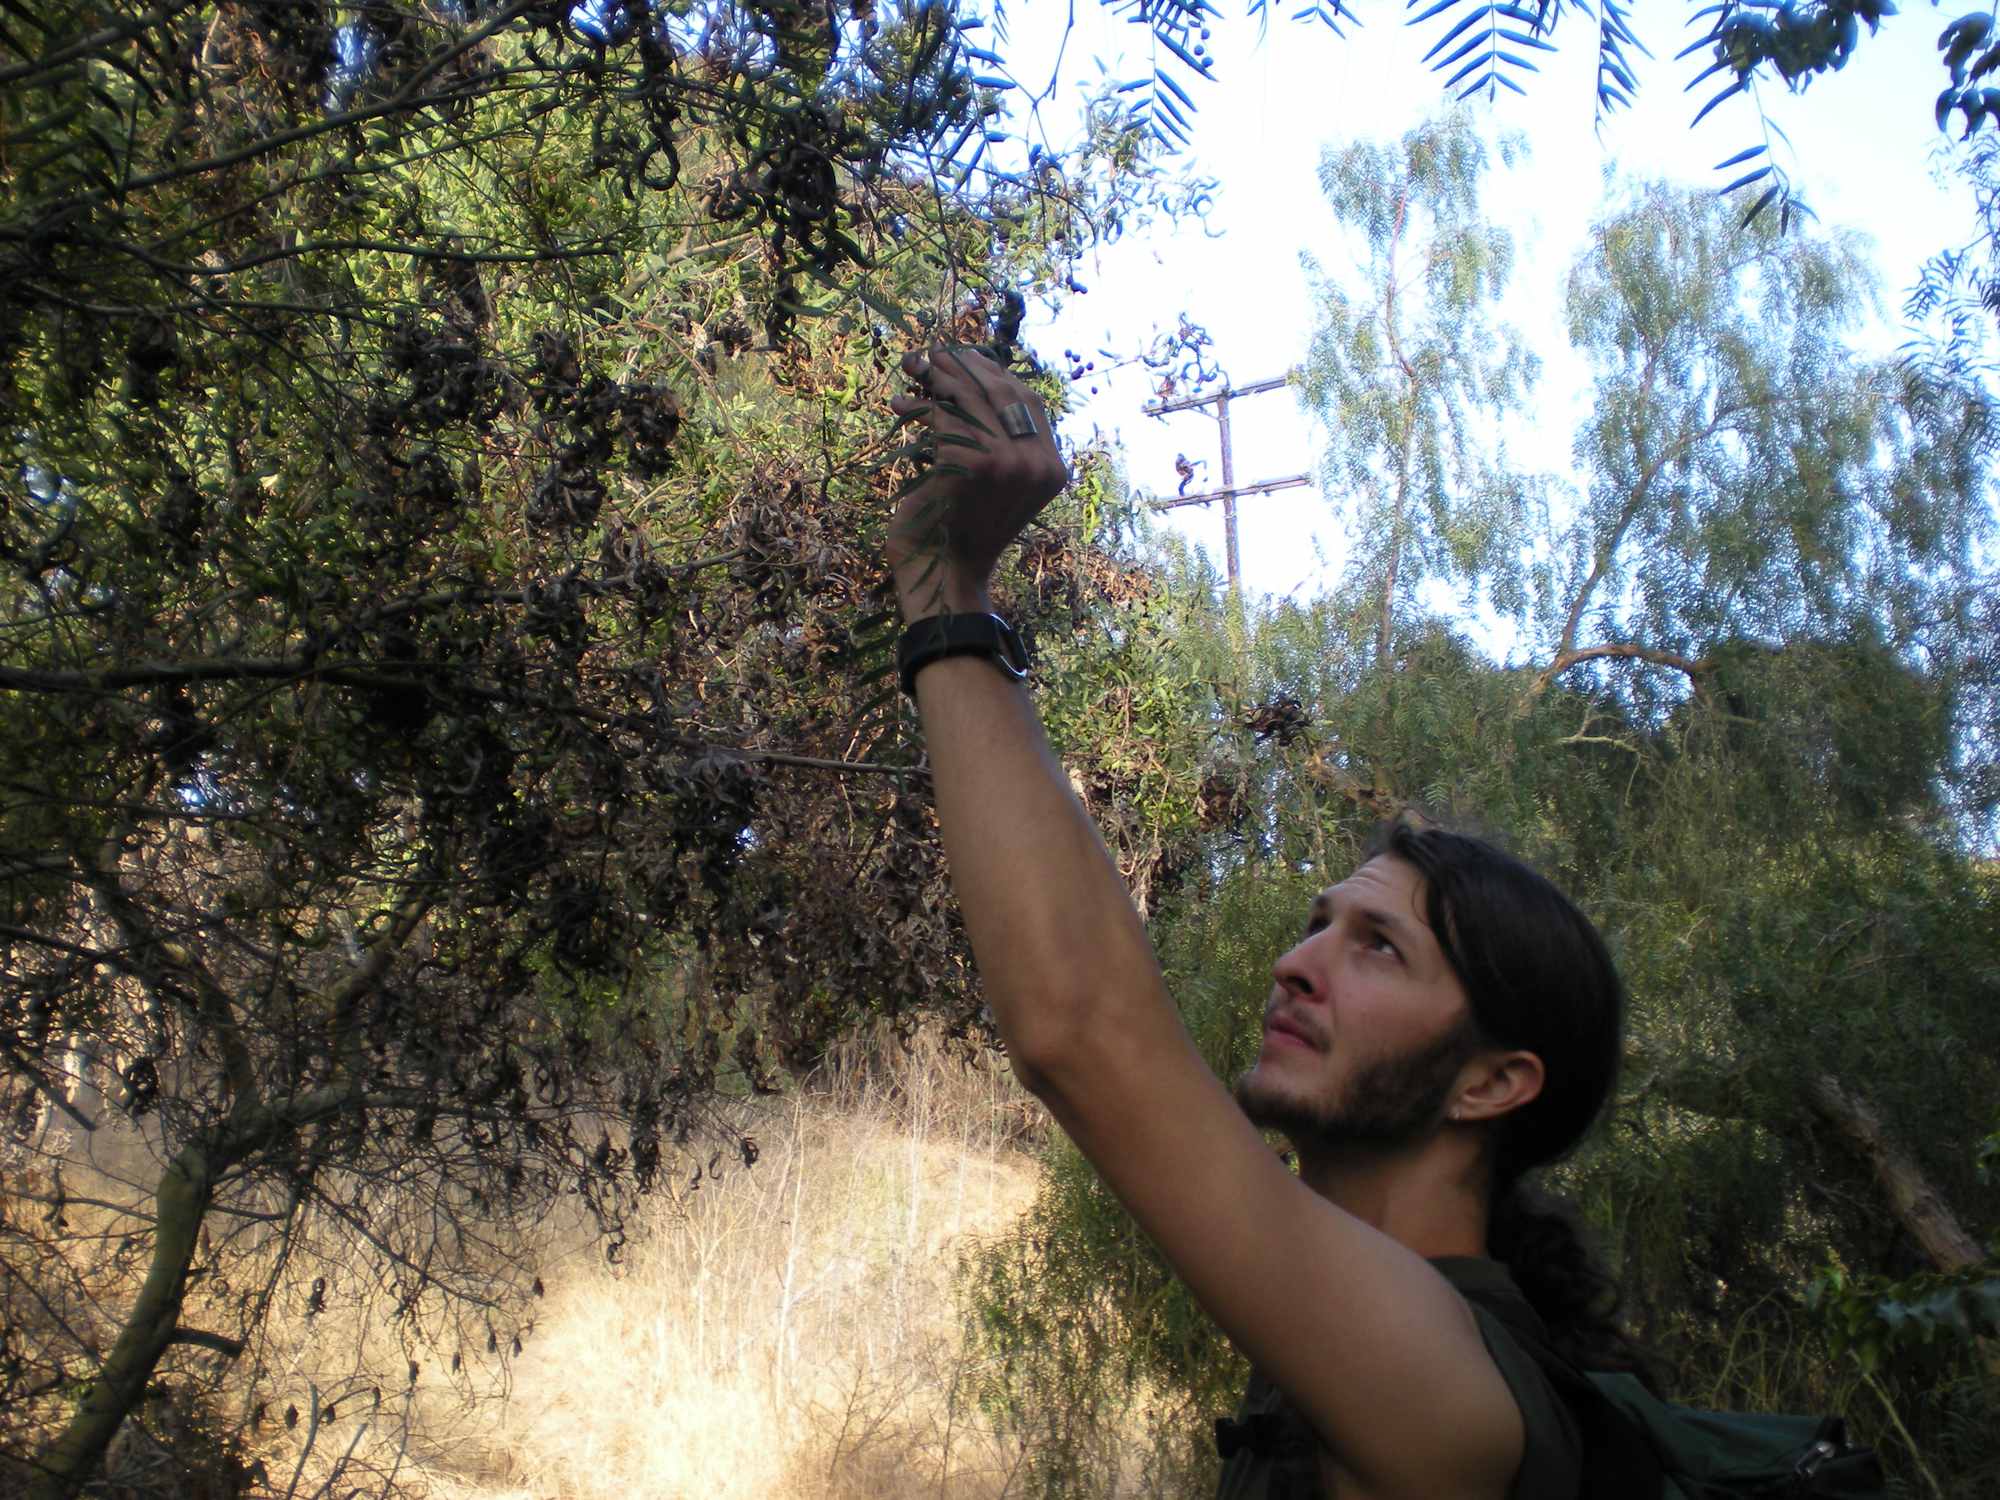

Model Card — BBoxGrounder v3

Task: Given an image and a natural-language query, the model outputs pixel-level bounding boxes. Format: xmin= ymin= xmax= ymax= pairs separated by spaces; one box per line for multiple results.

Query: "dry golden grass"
xmin=237 ymin=1028 xmax=1120 ymax=1500
xmin=4 ymin=1028 xmax=1206 ymax=1500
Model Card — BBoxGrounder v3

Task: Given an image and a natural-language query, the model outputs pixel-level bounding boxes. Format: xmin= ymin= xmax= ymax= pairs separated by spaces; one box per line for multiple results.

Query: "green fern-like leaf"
xmin=1100 ymin=0 xmax=1219 ymax=150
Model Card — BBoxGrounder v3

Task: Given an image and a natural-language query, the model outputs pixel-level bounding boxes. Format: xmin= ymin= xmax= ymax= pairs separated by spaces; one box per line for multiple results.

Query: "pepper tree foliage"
xmin=1093 ymin=0 xmax=2000 ymax=233
xmin=1907 ymin=131 xmax=2000 ymax=568
xmin=964 ymin=123 xmax=2000 ymax=1500
xmin=0 ymin=1 xmax=1221 ymax=1494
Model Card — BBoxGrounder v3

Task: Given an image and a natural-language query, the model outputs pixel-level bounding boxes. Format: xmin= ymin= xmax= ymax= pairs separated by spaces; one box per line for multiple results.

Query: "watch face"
xmin=990 ymin=616 xmax=1030 ymax=678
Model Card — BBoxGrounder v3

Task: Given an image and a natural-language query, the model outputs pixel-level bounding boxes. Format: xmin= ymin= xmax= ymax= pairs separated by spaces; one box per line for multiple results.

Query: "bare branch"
xmin=0 ymin=1035 xmax=100 ymax=1134
xmin=1524 ymin=641 xmax=1711 ymax=702
xmin=167 ymin=1327 xmax=246 ymax=1359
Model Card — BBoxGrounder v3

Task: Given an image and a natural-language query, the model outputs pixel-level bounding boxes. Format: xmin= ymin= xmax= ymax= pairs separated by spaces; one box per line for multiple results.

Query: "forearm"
xmin=912 ymin=653 xmax=1164 ymax=1085
xmin=880 ymin=345 xmax=1154 ymax=1075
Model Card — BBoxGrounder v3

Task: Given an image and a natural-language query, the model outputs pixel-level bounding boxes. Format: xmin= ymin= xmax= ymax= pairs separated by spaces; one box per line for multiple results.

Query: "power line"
xmin=1152 ymin=474 xmax=1311 ymax=513
xmin=1143 ymin=373 xmax=1310 ymax=593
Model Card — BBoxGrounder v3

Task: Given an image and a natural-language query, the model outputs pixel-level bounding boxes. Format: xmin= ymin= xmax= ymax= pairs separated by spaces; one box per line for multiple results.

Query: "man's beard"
xmin=1233 ymin=1015 xmax=1482 ymax=1151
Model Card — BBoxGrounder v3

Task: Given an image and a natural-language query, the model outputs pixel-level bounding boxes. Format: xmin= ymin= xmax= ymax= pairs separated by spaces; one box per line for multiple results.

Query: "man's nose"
xmin=1271 ymin=940 xmax=1318 ymax=1000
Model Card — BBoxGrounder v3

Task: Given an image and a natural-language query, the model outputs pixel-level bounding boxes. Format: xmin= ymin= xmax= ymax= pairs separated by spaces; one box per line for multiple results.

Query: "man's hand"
xmin=886 ymin=345 xmax=1068 ymax=622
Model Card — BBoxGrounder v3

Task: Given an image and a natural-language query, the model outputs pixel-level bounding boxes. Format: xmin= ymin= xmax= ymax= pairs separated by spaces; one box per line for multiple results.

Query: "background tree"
xmin=1537 ymin=182 xmax=1990 ymax=720
xmin=1298 ymin=110 xmax=1540 ymax=667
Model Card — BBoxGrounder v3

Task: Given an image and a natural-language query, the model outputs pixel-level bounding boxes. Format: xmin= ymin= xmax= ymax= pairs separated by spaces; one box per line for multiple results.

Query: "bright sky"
xmin=991 ymin=3 xmax=1983 ymax=613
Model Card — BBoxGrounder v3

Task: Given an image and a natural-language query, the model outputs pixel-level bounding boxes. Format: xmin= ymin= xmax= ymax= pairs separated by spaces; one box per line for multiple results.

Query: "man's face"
xmin=1234 ymin=855 xmax=1481 ymax=1151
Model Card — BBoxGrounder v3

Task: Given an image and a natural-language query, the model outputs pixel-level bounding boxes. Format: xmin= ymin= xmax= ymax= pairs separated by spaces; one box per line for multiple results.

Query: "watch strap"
xmin=896 ymin=613 xmax=1031 ymax=698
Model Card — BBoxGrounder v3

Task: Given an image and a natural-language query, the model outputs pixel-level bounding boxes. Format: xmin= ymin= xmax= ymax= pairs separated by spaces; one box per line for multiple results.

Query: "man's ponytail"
xmin=1486 ymin=1180 xmax=1659 ymax=1388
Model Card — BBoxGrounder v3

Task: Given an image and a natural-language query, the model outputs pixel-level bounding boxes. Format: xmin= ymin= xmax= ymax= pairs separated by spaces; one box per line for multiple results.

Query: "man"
xmin=887 ymin=346 xmax=1625 ymax=1500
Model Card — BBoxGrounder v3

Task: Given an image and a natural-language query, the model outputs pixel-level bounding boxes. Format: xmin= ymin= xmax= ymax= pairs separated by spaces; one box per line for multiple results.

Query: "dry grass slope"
xmin=244 ymin=1031 xmax=1100 ymax=1500
xmin=6 ymin=1030 xmax=1191 ymax=1499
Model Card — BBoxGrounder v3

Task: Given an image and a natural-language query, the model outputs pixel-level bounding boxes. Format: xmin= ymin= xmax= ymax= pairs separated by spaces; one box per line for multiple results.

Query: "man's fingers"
xmin=934 ymin=345 xmax=1007 ymax=406
xmin=894 ymin=344 xmax=1059 ymax=498
xmin=905 ymin=343 xmax=1008 ymax=406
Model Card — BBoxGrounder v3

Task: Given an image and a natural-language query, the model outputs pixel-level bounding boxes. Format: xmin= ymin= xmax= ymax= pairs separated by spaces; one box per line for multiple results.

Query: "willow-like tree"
xmin=1298 ymin=112 xmax=1541 ymax=667
xmin=1534 ymin=183 xmax=1991 ymax=715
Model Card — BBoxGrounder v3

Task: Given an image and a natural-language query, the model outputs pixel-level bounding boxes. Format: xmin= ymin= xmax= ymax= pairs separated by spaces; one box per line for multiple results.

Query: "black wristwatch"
xmin=896 ymin=613 xmax=1031 ymax=698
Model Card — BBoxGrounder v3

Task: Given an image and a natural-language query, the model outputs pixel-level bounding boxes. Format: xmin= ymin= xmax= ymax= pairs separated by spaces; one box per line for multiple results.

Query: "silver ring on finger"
xmin=999 ymin=402 xmax=1038 ymax=439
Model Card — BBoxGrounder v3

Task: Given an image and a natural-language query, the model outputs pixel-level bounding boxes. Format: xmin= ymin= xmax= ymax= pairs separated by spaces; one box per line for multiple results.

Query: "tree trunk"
xmin=1647 ymin=1064 xmax=1985 ymax=1273
xmin=28 ymin=1144 xmax=214 ymax=1500
xmin=1803 ymin=1073 xmax=1986 ymax=1273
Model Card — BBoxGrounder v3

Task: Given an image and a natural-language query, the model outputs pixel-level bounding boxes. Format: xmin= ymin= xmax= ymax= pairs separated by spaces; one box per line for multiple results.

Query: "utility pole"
xmin=1144 ymin=373 xmax=1310 ymax=593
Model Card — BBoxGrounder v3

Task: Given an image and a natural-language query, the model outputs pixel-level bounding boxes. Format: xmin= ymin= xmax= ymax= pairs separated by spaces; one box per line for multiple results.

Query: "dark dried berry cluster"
xmin=526 ymin=331 xmax=684 ymax=525
xmin=1196 ymin=772 xmax=1246 ymax=832
xmin=1244 ymin=694 xmax=1312 ymax=746
xmin=618 ymin=383 xmax=682 ymax=477
xmin=711 ymin=312 xmax=754 ymax=355
xmin=243 ymin=0 xmax=336 ymax=94
xmin=383 ymin=315 xmax=508 ymax=431
xmin=531 ymin=330 xmax=584 ymax=407
xmin=157 ymin=467 xmax=205 ymax=568
xmin=400 ymin=448 xmax=460 ymax=513
xmin=705 ymin=100 xmax=881 ymax=343
xmin=125 ymin=316 xmax=179 ymax=404
xmin=529 ymin=454 xmax=607 ymax=532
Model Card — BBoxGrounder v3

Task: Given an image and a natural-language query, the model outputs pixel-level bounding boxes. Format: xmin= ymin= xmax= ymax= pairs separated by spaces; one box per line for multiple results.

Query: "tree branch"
xmin=1525 ymin=641 xmax=1710 ymax=699
xmin=0 ymin=658 xmax=926 ymax=777
xmin=1804 ymin=1073 xmax=1987 ymax=1274
xmin=0 ymin=922 xmax=128 ymax=968
xmin=0 ymin=1035 xmax=100 ymax=1134
xmin=0 ymin=0 xmax=207 ymax=91
xmin=168 ymin=1327 xmax=245 ymax=1359
xmin=0 ymin=854 xmax=78 ymax=880
xmin=73 ymin=0 xmax=545 ymax=208
xmin=27 ymin=1145 xmax=215 ymax=1500
xmin=1642 ymin=1062 xmax=1986 ymax=1275
xmin=74 ymin=837 xmax=260 ymax=1105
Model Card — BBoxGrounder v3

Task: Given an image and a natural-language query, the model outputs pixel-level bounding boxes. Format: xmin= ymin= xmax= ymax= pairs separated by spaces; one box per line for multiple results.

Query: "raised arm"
xmin=886 ymin=347 xmax=1524 ymax=1500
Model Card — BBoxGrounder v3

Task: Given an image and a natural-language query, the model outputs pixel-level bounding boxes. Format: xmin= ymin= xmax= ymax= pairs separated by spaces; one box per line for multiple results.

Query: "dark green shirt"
xmin=1212 ymin=1257 xmax=1583 ymax=1500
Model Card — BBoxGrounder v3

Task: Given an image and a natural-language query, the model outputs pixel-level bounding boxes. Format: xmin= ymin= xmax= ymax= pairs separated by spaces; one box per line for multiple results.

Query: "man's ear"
xmin=1453 ymin=1050 xmax=1545 ymax=1124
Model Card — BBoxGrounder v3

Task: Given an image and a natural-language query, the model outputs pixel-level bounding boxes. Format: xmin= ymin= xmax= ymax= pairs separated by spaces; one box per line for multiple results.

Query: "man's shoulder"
xmin=1431 ymin=1258 xmax=1584 ymax=1500
xmin=1213 ymin=1259 xmax=1582 ymax=1500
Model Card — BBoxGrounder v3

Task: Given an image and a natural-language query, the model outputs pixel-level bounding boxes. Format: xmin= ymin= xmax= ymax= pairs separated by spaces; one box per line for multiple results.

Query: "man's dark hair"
xmin=1368 ymin=818 xmax=1655 ymax=1382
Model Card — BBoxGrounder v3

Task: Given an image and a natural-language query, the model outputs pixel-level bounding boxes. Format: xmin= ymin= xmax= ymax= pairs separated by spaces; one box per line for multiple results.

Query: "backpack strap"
xmin=1214 ymin=1411 xmax=1285 ymax=1460
xmin=1456 ymin=1282 xmax=1669 ymax=1500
